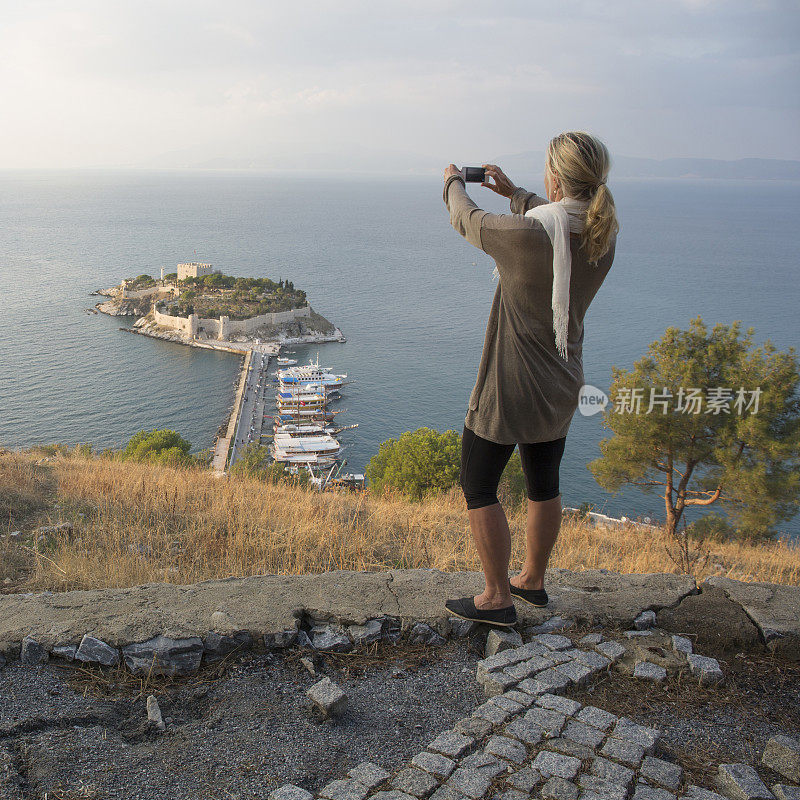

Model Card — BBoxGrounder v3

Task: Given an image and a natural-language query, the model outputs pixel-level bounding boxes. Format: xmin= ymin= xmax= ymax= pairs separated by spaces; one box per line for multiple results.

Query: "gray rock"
xmin=20 ymin=637 xmax=48 ymax=665
xmin=502 ymin=689 xmax=537 ymax=708
xmin=541 ymin=776 xmax=579 ymax=799
xmin=478 ymin=670 xmax=518 ymax=697
xmin=534 ymin=668 xmax=572 ymax=693
xmin=515 ymin=677 xmax=552 ymax=697
xmin=263 ymin=629 xmax=298 ymax=649
xmin=579 ymin=774 xmax=628 ymax=800
xmin=762 ymin=735 xmax=800 ymax=783
xmin=371 ymin=793 xmax=417 ymax=800
xmin=427 ymin=731 xmax=474 ymax=759
xmin=506 ymin=766 xmax=543 ymax=792
xmin=122 ymin=635 xmax=203 ymax=676
xmin=484 ymin=735 xmax=526 ymax=764
xmin=203 ymin=630 xmax=252 ymax=662
xmin=526 ymin=616 xmax=573 ymax=635
xmin=412 ymin=752 xmax=456 ymax=779
xmin=76 ymin=634 xmax=119 ymax=666
xmin=553 ymin=660 xmax=594 ymax=687
xmin=635 ymin=610 xmax=657 ymax=630
xmin=536 ymin=694 xmax=582 ymax=717
xmin=634 ymin=661 xmax=668 ymax=683
xmin=687 ymin=654 xmax=724 ymax=686
xmin=535 ymin=634 xmax=573 ymax=650
xmin=454 ymin=716 xmax=493 ymax=740
xmin=429 ymin=786 xmax=468 ymax=800
xmin=600 ymin=736 xmax=646 ymax=767
xmin=716 ymin=763 xmax=774 ymax=800
xmin=524 ymin=707 xmax=568 ymax=737
xmin=545 ymin=737 xmax=595 ymax=761
xmin=671 ymin=635 xmax=693 ymax=655
xmin=489 ymin=695 xmax=524 ymax=714
xmin=631 ymin=784 xmax=676 ymax=800
xmin=532 ymin=751 xmax=581 ymax=780
xmin=477 ymin=649 xmax=530 ymax=678
xmin=626 ymin=630 xmax=653 ymax=638
xmin=319 ymin=779 xmax=371 ymax=800
xmin=772 ymin=785 xmax=800 ymax=800
xmin=504 ymin=718 xmax=545 ymax=746
xmin=472 ymin=701 xmax=512 ymax=726
xmin=448 ymin=618 xmax=478 ymax=637
xmin=590 ymin=756 xmax=635 ymax=788
xmin=306 ymin=676 xmax=347 ymax=717
xmin=447 ymin=758 xmax=503 ymax=799
xmin=640 ymin=757 xmax=683 ymax=791
xmin=485 ymin=628 xmax=523 ymax=657
xmin=576 ymin=706 xmax=617 ymax=731
xmin=578 ymin=633 xmax=604 ymax=646
xmin=572 ymin=649 xmax=611 ymax=671
xmin=348 ymin=762 xmax=390 ymax=790
xmin=409 ymin=623 xmax=447 ymax=646
xmin=268 ymin=785 xmax=314 ymax=800
xmin=146 ymin=694 xmax=165 ymax=731
xmin=52 ymin=644 xmax=78 ymax=661
xmin=348 ymin=619 xmax=384 ymax=646
xmin=596 ymin=640 xmax=626 ymax=662
xmin=460 ymin=751 xmax=506 ymax=776
xmin=311 ymin=624 xmax=352 ymax=651
xmin=683 ymin=786 xmax=728 ymax=800
xmin=562 ymin=719 xmax=605 ymax=748
xmin=503 ymin=656 xmax=553 ymax=681
xmin=611 ymin=718 xmax=661 ymax=754
xmin=392 ymin=767 xmax=439 ymax=798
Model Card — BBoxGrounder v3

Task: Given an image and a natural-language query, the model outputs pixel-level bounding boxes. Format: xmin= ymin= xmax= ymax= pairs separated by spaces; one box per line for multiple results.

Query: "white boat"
xmin=274 ymin=422 xmax=337 ymax=437
xmin=273 ymin=432 xmax=340 ymax=456
xmin=277 ymin=356 xmax=346 ymax=388
xmin=276 ymin=356 xmax=298 ymax=366
xmin=270 ymin=448 xmax=339 ymax=465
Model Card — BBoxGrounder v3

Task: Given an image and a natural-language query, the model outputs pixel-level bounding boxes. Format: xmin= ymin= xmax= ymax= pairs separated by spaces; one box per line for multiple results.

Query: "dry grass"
xmin=1 ymin=452 xmax=797 ymax=592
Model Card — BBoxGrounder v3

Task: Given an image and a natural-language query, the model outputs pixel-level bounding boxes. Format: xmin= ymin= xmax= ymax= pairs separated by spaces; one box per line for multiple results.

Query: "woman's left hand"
xmin=443 ymin=164 xmax=461 ymax=180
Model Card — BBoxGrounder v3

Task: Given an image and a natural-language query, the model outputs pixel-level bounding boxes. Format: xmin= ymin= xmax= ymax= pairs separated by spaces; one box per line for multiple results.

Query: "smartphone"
xmin=462 ymin=167 xmax=486 ymax=183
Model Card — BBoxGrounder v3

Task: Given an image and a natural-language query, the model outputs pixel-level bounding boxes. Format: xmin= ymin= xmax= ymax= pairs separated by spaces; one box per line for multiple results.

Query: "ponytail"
xmin=547 ymin=131 xmax=619 ymax=263
xmin=582 ymin=183 xmax=618 ymax=263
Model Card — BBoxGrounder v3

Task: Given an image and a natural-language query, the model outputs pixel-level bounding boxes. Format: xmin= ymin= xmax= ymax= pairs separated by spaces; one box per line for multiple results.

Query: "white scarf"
xmin=492 ymin=196 xmax=589 ymax=361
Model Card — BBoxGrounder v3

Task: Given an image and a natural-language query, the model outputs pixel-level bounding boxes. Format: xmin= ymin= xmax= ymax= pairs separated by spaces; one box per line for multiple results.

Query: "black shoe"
xmin=444 ymin=596 xmax=517 ymax=627
xmin=509 ymin=581 xmax=549 ymax=608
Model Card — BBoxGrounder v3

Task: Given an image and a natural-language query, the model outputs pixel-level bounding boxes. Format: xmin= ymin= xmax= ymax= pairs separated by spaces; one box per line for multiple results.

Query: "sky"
xmin=1 ymin=0 xmax=798 ymax=170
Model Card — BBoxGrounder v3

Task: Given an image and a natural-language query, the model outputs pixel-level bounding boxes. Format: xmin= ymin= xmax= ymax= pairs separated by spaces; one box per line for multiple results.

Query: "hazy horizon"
xmin=2 ymin=1 xmax=798 ymax=171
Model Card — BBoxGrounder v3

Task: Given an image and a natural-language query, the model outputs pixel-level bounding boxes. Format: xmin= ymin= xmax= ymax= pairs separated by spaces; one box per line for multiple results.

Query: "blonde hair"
xmin=547 ymin=131 xmax=619 ymax=263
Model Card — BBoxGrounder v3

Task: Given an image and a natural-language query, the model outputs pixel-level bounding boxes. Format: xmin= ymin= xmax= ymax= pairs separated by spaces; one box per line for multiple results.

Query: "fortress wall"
xmin=152 ymin=304 xmax=311 ymax=339
xmin=153 ymin=306 xmax=195 ymax=336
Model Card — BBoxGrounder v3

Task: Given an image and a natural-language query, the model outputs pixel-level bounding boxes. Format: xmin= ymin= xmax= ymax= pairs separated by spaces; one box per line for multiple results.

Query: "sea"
xmin=1 ymin=169 xmax=799 ymax=538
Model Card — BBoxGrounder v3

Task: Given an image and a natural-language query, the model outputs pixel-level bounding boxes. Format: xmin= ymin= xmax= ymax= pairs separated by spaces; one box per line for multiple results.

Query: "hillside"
xmin=1 ymin=450 xmax=796 ymax=594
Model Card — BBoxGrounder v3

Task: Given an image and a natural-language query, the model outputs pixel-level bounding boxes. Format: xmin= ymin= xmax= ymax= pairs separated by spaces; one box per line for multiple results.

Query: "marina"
xmin=222 ymin=351 xmax=363 ymax=490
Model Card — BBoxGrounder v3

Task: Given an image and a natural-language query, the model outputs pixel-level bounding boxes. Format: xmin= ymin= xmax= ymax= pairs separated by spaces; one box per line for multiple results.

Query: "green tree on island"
xmin=122 ymin=430 xmax=195 ymax=467
xmin=590 ymin=318 xmax=800 ymax=540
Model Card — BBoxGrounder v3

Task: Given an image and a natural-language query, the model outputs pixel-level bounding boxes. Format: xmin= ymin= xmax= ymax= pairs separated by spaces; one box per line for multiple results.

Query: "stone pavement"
xmin=262 ymin=624 xmax=798 ymax=800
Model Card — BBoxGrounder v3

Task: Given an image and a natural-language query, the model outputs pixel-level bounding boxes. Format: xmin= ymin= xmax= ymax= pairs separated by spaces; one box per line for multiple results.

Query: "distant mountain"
xmin=492 ymin=151 xmax=800 ymax=181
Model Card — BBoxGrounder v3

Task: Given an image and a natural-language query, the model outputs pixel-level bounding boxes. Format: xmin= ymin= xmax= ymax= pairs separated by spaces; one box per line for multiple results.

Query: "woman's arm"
xmin=510 ymin=187 xmax=549 ymax=215
xmin=443 ymin=172 xmax=488 ymax=251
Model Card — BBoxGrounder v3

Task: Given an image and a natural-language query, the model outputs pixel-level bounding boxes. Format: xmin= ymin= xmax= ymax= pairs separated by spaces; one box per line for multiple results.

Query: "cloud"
xmin=0 ymin=0 xmax=796 ymax=167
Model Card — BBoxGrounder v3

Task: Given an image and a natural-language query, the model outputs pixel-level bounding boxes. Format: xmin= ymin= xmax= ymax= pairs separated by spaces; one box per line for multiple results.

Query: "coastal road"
xmin=229 ymin=351 xmax=272 ymax=468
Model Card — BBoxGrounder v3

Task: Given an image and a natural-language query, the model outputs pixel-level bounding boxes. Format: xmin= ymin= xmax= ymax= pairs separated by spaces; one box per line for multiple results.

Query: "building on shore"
xmin=177 ymin=262 xmax=217 ymax=281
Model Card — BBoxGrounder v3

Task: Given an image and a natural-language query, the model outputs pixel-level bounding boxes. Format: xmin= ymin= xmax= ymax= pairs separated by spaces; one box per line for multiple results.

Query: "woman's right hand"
xmin=482 ymin=164 xmax=516 ymax=198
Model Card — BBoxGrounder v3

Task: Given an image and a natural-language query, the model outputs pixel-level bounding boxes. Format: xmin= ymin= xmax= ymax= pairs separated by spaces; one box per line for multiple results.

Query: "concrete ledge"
xmin=0 ymin=569 xmax=696 ymax=655
xmin=704 ymin=576 xmax=800 ymax=659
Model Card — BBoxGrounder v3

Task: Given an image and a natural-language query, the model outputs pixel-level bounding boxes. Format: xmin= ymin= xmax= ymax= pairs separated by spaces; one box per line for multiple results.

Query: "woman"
xmin=442 ymin=131 xmax=618 ymax=626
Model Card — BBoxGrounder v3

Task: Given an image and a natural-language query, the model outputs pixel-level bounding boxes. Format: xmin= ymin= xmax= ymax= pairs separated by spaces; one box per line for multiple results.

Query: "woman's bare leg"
xmin=468 ymin=503 xmax=514 ymax=609
xmin=510 ymin=495 xmax=561 ymax=590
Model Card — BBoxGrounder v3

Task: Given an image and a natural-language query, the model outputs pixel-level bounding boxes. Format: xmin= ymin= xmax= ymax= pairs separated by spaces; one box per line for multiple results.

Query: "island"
xmin=94 ymin=262 xmax=344 ymax=352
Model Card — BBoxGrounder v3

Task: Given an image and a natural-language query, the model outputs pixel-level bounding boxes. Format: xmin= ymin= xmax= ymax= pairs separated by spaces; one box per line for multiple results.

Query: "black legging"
xmin=459 ymin=424 xmax=566 ymax=510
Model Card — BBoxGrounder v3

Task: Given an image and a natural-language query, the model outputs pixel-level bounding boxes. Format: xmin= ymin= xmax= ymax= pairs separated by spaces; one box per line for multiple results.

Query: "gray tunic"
xmin=443 ymin=174 xmax=615 ymax=444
